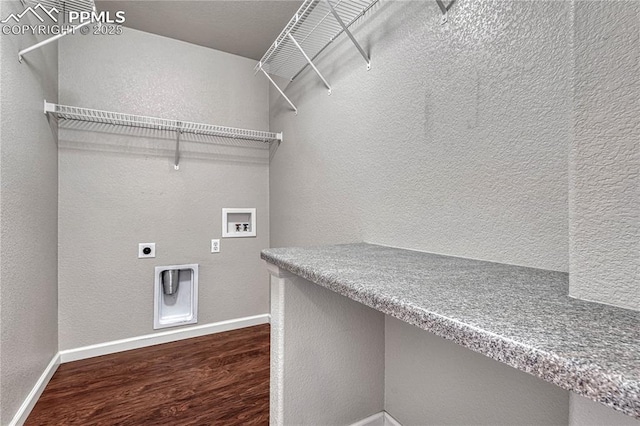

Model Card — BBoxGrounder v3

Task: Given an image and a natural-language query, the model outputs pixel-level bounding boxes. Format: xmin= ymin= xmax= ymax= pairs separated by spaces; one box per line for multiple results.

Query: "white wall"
xmin=0 ymin=1 xmax=59 ymax=422
xmin=57 ymin=28 xmax=271 ymax=349
xmin=268 ymin=0 xmax=637 ymax=424
xmin=569 ymin=0 xmax=639 ymax=310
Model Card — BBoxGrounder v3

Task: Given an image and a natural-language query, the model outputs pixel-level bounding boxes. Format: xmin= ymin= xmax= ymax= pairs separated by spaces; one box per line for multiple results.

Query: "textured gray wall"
xmin=58 ymin=28 xmax=270 ymax=349
xmin=272 ymin=273 xmax=384 ymax=424
xmin=569 ymin=394 xmax=640 ymax=426
xmin=269 ymin=0 xmax=570 ymax=272
xmin=385 ymin=317 xmax=568 ymax=425
xmin=0 ymin=1 xmax=59 ymax=422
xmin=570 ymin=0 xmax=639 ymax=310
xmin=268 ymin=0 xmax=635 ymax=424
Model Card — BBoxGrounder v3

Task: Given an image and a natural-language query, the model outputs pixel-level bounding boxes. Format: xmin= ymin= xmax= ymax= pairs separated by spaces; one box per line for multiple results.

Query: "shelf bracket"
xmin=174 ymin=123 xmax=182 ymax=171
xmin=288 ymin=33 xmax=332 ymax=95
xmin=259 ymin=66 xmax=298 ymax=114
xmin=44 ymin=100 xmax=55 ymax=114
xmin=324 ymin=0 xmax=371 ymax=70
xmin=435 ymin=0 xmax=455 ymax=25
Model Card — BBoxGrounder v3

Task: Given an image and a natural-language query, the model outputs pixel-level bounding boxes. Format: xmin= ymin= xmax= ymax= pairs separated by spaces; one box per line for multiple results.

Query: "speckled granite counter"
xmin=262 ymin=243 xmax=640 ymax=419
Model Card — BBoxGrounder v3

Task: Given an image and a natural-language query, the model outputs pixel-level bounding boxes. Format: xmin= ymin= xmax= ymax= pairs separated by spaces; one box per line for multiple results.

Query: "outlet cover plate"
xmin=211 ymin=239 xmax=220 ymax=253
xmin=138 ymin=243 xmax=156 ymax=258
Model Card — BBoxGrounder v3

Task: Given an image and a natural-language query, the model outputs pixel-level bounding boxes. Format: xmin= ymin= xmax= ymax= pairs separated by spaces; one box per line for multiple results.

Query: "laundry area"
xmin=0 ymin=0 xmax=638 ymax=425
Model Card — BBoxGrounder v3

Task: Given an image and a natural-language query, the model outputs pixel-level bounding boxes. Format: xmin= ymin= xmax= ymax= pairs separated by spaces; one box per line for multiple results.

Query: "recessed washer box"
xmin=222 ymin=208 xmax=256 ymax=238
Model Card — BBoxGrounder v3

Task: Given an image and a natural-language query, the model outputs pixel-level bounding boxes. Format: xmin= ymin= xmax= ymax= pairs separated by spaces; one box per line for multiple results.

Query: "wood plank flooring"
xmin=26 ymin=324 xmax=270 ymax=425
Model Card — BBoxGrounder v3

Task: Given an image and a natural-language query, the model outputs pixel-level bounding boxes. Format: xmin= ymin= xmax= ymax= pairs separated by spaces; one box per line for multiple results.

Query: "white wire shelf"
xmin=257 ymin=0 xmax=455 ymax=113
xmin=18 ymin=0 xmax=97 ymax=62
xmin=44 ymin=101 xmax=282 ymax=170
xmin=45 ymin=102 xmax=282 ymax=142
xmin=255 ymin=0 xmax=379 ymax=114
xmin=257 ymin=0 xmax=377 ymax=81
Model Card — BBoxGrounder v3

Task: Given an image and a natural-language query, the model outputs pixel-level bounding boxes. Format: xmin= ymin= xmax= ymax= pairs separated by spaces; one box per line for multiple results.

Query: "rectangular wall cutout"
xmin=222 ymin=208 xmax=257 ymax=238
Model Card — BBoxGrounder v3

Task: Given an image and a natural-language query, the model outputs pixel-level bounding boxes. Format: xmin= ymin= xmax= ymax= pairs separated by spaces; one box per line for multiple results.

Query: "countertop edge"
xmin=261 ymin=249 xmax=640 ymax=419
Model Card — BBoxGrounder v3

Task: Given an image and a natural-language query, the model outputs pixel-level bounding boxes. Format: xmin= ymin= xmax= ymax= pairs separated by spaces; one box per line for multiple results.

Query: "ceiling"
xmin=94 ymin=1 xmax=304 ymax=60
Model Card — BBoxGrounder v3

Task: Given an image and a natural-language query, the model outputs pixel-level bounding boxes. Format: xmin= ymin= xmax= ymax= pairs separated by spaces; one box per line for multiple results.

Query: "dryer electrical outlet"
xmin=138 ymin=243 xmax=156 ymax=258
xmin=222 ymin=208 xmax=256 ymax=238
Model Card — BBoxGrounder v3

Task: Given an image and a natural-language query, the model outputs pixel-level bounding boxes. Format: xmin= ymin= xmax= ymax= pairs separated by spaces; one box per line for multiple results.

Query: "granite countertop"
xmin=261 ymin=243 xmax=640 ymax=419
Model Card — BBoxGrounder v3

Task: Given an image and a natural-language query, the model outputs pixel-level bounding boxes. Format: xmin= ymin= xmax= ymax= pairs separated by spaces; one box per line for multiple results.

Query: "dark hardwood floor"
xmin=26 ymin=325 xmax=270 ymax=425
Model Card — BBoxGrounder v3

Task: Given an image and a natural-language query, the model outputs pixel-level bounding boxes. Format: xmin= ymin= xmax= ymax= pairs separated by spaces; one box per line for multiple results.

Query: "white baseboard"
xmin=9 ymin=353 xmax=61 ymax=426
xmin=383 ymin=412 xmax=403 ymax=426
xmin=59 ymin=314 xmax=270 ymax=363
xmin=350 ymin=411 xmax=402 ymax=426
xmin=351 ymin=412 xmax=385 ymax=426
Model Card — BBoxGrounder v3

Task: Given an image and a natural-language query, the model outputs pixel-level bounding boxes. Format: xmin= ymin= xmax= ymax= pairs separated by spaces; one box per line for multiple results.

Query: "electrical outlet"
xmin=211 ymin=239 xmax=220 ymax=253
xmin=138 ymin=243 xmax=156 ymax=258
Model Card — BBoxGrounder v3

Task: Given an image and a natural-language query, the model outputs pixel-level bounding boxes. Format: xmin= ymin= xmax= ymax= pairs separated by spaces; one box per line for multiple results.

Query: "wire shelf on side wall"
xmin=257 ymin=0 xmax=377 ymax=81
xmin=255 ymin=0 xmax=380 ymax=114
xmin=256 ymin=0 xmax=455 ymax=114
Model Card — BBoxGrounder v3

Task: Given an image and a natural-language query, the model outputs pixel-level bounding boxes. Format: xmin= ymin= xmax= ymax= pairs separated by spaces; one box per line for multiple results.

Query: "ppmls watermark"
xmin=1 ymin=3 xmax=125 ymax=36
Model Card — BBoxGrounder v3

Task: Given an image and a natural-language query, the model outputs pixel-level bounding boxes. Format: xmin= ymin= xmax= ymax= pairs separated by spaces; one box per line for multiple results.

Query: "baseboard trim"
xmin=350 ymin=412 xmax=385 ymax=426
xmin=8 ymin=353 xmax=61 ymax=426
xmin=350 ymin=411 xmax=402 ymax=426
xmin=383 ymin=412 xmax=403 ymax=426
xmin=59 ymin=314 xmax=270 ymax=363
